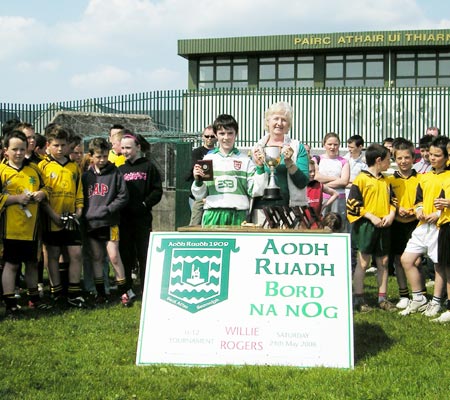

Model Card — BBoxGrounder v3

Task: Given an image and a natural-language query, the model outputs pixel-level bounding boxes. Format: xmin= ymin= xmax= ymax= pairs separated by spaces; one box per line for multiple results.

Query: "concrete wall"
xmin=152 ymin=190 xmax=177 ymax=232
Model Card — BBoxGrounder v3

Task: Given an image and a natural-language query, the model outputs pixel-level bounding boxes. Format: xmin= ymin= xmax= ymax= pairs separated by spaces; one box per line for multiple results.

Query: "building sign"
xmin=136 ymin=231 xmax=354 ymax=369
xmin=293 ymin=31 xmax=450 ymax=48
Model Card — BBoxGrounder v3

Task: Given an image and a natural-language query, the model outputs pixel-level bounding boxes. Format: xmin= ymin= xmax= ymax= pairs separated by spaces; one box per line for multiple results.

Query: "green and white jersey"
xmin=191 ymin=147 xmax=266 ymax=211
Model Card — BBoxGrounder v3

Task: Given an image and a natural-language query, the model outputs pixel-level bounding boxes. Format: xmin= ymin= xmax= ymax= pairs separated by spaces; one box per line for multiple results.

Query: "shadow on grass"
xmin=0 ymin=291 xmax=138 ymax=322
xmin=353 ymin=321 xmax=394 ymax=363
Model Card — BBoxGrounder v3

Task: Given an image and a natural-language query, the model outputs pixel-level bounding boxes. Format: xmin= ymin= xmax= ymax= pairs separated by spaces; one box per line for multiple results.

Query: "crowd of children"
xmin=3 ymin=109 xmax=450 ymax=324
xmin=0 ymin=120 xmax=162 ymax=318
xmin=191 ymin=107 xmax=450 ymax=323
xmin=346 ymin=129 xmax=450 ymax=323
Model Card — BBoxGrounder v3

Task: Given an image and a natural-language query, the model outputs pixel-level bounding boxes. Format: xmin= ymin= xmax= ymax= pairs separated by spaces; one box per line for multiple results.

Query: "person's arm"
xmin=143 ymin=163 xmax=163 ymax=209
xmin=74 ymin=165 xmax=84 ymax=217
xmin=108 ymin=171 xmax=130 ymax=214
xmin=284 ymin=144 xmax=309 ymax=189
xmin=346 ymin=177 xmax=372 ymax=224
xmin=247 ymin=158 xmax=267 ymax=198
xmin=40 ymin=200 xmax=64 ymax=227
xmin=326 ymin=161 xmax=350 ymax=189
xmin=322 ymin=185 xmax=339 ymax=208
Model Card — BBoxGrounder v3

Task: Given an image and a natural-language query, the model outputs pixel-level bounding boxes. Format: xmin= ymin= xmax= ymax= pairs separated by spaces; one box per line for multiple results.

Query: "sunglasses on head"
xmin=204 ymin=135 xmax=215 ymax=139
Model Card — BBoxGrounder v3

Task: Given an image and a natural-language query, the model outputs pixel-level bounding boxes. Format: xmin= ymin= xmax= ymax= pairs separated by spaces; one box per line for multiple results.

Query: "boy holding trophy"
xmin=192 ymin=114 xmax=266 ymax=226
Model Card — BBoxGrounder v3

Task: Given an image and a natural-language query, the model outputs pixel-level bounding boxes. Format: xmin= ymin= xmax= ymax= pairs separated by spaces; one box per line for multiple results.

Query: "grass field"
xmin=1 ymin=275 xmax=450 ymax=400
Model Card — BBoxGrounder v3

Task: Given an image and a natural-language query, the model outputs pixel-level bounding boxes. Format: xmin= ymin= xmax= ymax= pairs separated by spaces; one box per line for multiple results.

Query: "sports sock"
xmin=431 ymin=296 xmax=441 ymax=305
xmin=28 ymin=287 xmax=40 ymax=304
xmin=3 ymin=292 xmax=18 ymax=309
xmin=412 ymin=291 xmax=424 ymax=302
xmin=68 ymin=283 xmax=82 ymax=299
xmin=50 ymin=284 xmax=64 ymax=298
xmin=378 ymin=292 xmax=387 ymax=303
xmin=59 ymin=262 xmax=69 ymax=295
xmin=116 ymin=278 xmax=127 ymax=295
xmin=95 ymin=278 xmax=106 ymax=297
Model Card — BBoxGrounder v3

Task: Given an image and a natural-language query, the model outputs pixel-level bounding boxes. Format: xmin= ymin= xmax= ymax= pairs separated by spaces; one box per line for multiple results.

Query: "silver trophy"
xmin=263 ymin=146 xmax=282 ymax=200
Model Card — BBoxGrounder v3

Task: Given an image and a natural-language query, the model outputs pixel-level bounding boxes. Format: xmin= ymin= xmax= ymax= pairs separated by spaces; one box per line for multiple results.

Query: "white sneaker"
xmin=366 ymin=266 xmax=377 ymax=274
xmin=399 ymin=297 xmax=428 ymax=316
xmin=396 ymin=297 xmax=410 ymax=309
xmin=431 ymin=310 xmax=450 ymax=323
xmin=425 ymin=280 xmax=435 ymax=288
xmin=422 ymin=302 xmax=441 ymax=317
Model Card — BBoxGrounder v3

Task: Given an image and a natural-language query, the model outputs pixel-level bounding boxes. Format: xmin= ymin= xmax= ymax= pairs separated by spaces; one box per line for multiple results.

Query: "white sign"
xmin=136 ymin=232 xmax=354 ymax=368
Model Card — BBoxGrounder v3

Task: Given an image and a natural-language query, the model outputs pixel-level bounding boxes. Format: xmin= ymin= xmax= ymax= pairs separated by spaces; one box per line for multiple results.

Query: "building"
xmin=179 ymin=29 xmax=450 ymax=90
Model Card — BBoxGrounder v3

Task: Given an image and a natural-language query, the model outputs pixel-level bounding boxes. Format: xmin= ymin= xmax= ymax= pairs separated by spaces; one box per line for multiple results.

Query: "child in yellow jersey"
xmin=400 ymin=136 xmax=450 ymax=317
xmin=430 ymin=174 xmax=450 ymax=322
xmin=347 ymin=143 xmax=396 ymax=312
xmin=108 ymin=128 xmax=126 ymax=167
xmin=0 ymin=131 xmax=49 ymax=316
xmin=38 ymin=126 xmax=85 ymax=308
xmin=387 ymin=139 xmax=421 ymax=309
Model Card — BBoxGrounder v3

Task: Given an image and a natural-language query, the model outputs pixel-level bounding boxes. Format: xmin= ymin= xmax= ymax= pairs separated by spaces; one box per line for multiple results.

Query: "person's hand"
xmin=424 ymin=212 xmax=439 ymax=224
xmin=253 ymin=147 xmax=265 ymax=167
xmin=381 ymin=212 xmax=395 ymax=227
xmin=17 ymin=192 xmax=31 ymax=206
xmin=434 ymin=197 xmax=449 ymax=210
xmin=193 ymin=163 xmax=205 ymax=181
xmin=30 ymin=191 xmax=46 ymax=203
xmin=398 ymin=207 xmax=414 ymax=217
xmin=282 ymin=145 xmax=294 ymax=161
xmin=416 ymin=208 xmax=425 ymax=221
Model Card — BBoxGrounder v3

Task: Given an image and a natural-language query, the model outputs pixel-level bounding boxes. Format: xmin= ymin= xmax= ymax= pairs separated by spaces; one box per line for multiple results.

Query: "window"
xmin=395 ymin=51 xmax=449 ymax=87
xmin=325 ymin=53 xmax=384 ymax=87
xmin=198 ymin=57 xmax=248 ymax=89
xmin=258 ymin=55 xmax=314 ymax=88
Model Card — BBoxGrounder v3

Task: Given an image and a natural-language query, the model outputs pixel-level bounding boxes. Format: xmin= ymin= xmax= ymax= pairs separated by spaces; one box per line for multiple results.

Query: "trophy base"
xmin=263 ymin=188 xmax=282 ymax=201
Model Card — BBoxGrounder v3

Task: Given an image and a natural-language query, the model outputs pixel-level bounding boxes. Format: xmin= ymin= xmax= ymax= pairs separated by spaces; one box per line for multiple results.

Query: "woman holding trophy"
xmin=251 ymin=101 xmax=310 ymax=225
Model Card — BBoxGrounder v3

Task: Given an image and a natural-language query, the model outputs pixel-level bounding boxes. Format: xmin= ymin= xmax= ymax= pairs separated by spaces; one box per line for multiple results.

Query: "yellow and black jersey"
xmin=38 ymin=156 xmax=83 ymax=232
xmin=108 ymin=150 xmax=126 ymax=167
xmin=0 ymin=160 xmax=48 ymax=241
xmin=415 ymin=168 xmax=450 ymax=226
xmin=347 ymin=170 xmax=395 ymax=224
xmin=435 ymin=172 xmax=450 ymax=227
xmin=387 ymin=170 xmax=421 ymax=223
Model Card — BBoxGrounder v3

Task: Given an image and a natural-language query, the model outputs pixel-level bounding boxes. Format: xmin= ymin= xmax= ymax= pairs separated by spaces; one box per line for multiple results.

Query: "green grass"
xmin=1 ymin=276 xmax=450 ymax=400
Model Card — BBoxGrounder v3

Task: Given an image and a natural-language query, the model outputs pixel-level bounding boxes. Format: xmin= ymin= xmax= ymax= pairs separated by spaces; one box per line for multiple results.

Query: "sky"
xmin=0 ymin=0 xmax=449 ymax=104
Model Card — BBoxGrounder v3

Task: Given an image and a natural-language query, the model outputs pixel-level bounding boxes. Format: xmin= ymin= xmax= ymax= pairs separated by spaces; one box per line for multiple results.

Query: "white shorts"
xmin=403 ymin=223 xmax=439 ymax=263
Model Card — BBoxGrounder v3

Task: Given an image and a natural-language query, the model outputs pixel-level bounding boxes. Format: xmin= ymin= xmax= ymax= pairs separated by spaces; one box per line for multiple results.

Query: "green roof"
xmin=178 ymin=29 xmax=450 ymax=57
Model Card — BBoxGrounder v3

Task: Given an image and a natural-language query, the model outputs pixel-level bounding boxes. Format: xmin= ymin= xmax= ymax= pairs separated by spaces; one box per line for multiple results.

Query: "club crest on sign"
xmin=158 ymin=238 xmax=238 ymax=313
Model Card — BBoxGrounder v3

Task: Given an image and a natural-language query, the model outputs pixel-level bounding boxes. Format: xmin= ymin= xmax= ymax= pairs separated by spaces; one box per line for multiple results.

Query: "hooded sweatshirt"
xmin=119 ymin=157 xmax=163 ymax=226
xmin=82 ymin=162 xmax=129 ymax=231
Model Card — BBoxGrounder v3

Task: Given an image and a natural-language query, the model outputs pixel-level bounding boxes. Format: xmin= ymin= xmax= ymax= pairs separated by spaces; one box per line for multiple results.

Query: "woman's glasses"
xmin=203 ymin=135 xmax=216 ymax=139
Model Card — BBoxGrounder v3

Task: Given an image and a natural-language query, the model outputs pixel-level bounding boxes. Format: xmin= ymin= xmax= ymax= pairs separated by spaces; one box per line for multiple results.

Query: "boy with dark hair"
xmin=344 ymin=134 xmax=367 ymax=198
xmin=38 ymin=126 xmax=86 ymax=308
xmin=34 ymin=134 xmax=47 ymax=159
xmin=1 ymin=118 xmax=21 ymax=137
xmin=400 ymin=136 xmax=450 ymax=316
xmin=82 ymin=137 xmax=131 ymax=306
xmin=347 ymin=143 xmax=396 ymax=312
xmin=0 ymin=130 xmax=49 ymax=316
xmin=413 ymin=135 xmax=433 ymax=174
xmin=387 ymin=138 xmax=422 ymax=309
xmin=15 ymin=122 xmax=41 ymax=165
xmin=192 ymin=114 xmax=266 ymax=226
